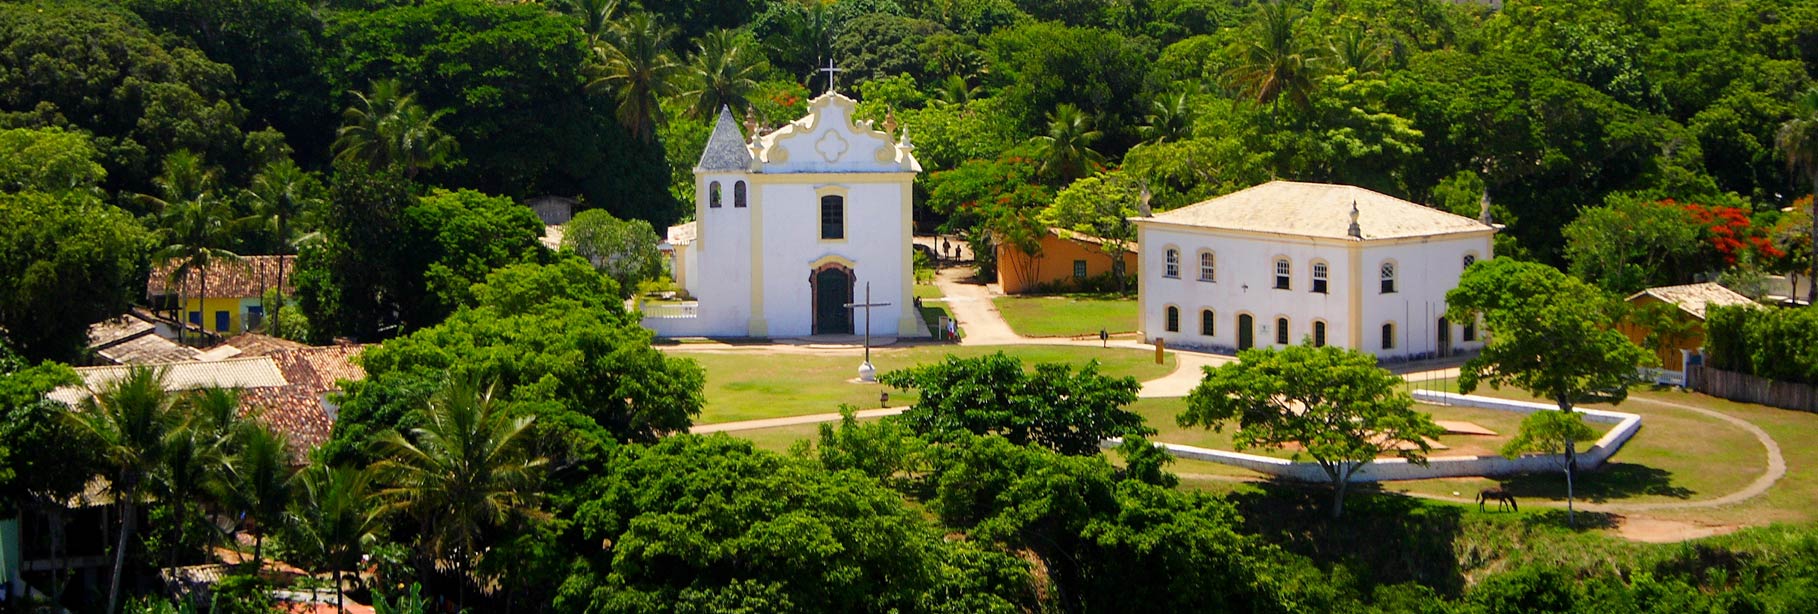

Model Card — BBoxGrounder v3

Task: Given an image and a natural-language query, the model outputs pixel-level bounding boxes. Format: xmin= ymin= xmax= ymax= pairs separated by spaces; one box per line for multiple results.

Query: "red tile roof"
xmin=147 ymin=255 xmax=296 ymax=299
xmin=240 ymin=386 xmax=335 ymax=457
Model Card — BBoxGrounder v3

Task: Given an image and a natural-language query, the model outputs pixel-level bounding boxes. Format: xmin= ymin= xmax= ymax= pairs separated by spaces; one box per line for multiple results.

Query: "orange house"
xmin=996 ymin=228 xmax=1139 ymax=294
xmin=1618 ymin=282 xmax=1757 ymax=371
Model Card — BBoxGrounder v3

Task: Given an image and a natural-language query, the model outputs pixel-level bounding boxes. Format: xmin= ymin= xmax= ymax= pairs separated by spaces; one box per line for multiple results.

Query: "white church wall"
xmin=1138 ymin=224 xmax=1356 ymax=353
xmin=756 ymin=180 xmax=912 ymax=338
xmin=684 ymin=173 xmax=757 ymax=336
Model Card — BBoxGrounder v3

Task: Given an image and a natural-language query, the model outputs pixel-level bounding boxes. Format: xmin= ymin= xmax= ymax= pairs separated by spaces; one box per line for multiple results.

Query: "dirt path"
xmin=1577 ymin=396 xmax=1786 ymax=512
xmin=930 ymin=267 xmax=1022 ymax=344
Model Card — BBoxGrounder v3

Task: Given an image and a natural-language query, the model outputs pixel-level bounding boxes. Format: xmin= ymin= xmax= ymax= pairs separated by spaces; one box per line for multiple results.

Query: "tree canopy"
xmin=879 ymin=351 xmax=1150 ymax=456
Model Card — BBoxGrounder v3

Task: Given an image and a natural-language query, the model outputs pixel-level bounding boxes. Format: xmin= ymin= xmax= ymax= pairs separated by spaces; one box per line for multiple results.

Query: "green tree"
xmin=1181 ymin=344 xmax=1442 ymax=518
xmin=333 ymin=79 xmax=459 ymax=180
xmin=879 ymin=352 xmax=1150 ymax=456
xmin=561 ymin=209 xmax=662 ymax=298
xmin=218 ymin=424 xmax=293 ymax=568
xmin=0 ymin=347 xmax=94 ymax=604
xmin=331 ymin=261 xmax=704 ymax=467
xmin=407 ymin=189 xmax=548 ymax=321
xmin=285 ymin=464 xmax=378 ymax=614
xmin=1444 ymin=258 xmax=1651 ymax=525
xmin=1028 ymin=104 xmax=1106 ymax=183
xmin=246 ymin=159 xmax=326 ymax=337
xmin=556 ymin=435 xmax=1029 ymax=613
xmin=0 ymin=127 xmax=107 ymax=193
xmin=373 ymin=376 xmax=545 ymax=606
xmin=682 ymin=29 xmax=766 ymax=119
xmin=1140 ymin=90 xmax=1196 ymax=144
xmin=0 ymin=193 xmax=149 ymax=363
xmin=1041 ymin=174 xmax=1142 ymax=290
xmin=1227 ymin=1 xmax=1320 ymax=113
xmin=0 ymin=3 xmax=246 ymax=192
xmin=589 ymin=13 xmax=683 ymax=143
xmin=1776 ymin=86 xmax=1818 ymax=305
xmin=1499 ymin=410 xmax=1599 ymax=509
xmin=568 ymin=0 xmax=619 ymax=48
xmin=66 ymin=366 xmax=182 ymax=614
xmin=1562 ymin=195 xmax=1703 ymax=294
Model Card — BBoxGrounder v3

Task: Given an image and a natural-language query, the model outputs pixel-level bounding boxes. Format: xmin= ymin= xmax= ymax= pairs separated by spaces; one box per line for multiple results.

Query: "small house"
xmin=1620 ymin=282 xmax=1758 ymax=371
xmin=995 ymin=228 xmax=1140 ymax=294
xmin=147 ymin=255 xmax=295 ymax=335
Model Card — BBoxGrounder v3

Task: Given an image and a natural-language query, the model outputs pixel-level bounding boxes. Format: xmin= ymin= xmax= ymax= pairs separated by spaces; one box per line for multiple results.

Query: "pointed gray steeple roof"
xmin=696 ymin=106 xmax=752 ymax=171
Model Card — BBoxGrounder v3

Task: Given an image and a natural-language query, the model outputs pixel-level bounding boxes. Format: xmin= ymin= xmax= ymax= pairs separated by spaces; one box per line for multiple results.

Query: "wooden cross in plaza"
xmin=845 ymin=282 xmax=891 ymax=381
xmin=819 ymin=58 xmax=843 ymax=93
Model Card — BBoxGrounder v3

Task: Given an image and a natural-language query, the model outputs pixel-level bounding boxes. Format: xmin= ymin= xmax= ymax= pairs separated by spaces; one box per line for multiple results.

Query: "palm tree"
xmin=247 ymin=160 xmax=324 ymax=338
xmin=683 ymin=29 xmax=764 ymax=119
xmin=1328 ymin=26 xmax=1387 ymax=75
xmin=588 ymin=13 xmax=682 ymax=143
xmin=1141 ymin=90 xmax=1195 ymax=144
xmin=1029 ymin=104 xmax=1106 ymax=184
xmin=1776 ymin=86 xmax=1818 ymax=305
xmin=286 ymin=464 xmax=379 ymax=613
xmin=1226 ymin=1 xmax=1320 ymax=114
xmin=933 ymin=74 xmax=981 ymax=106
xmin=334 ymin=79 xmax=457 ymax=179
xmin=66 ymin=366 xmax=181 ymax=614
xmin=136 ymin=151 xmax=234 ymax=345
xmin=218 ymin=423 xmax=293 ymax=570
xmin=570 ymin=0 xmax=619 ymax=48
xmin=155 ymin=191 xmax=243 ymax=346
xmin=152 ymin=418 xmax=222 ymax=570
xmin=372 ymin=376 xmax=545 ymax=607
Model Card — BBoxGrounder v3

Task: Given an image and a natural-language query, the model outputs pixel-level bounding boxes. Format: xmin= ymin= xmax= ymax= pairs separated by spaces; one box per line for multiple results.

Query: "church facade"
xmin=1135 ymin=181 xmax=1496 ymax=360
xmin=650 ymin=93 xmax=924 ymax=338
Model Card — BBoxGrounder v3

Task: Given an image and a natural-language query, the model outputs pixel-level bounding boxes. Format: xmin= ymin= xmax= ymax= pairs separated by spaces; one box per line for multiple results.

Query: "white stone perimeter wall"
xmin=1108 ymin=391 xmax=1643 ymax=482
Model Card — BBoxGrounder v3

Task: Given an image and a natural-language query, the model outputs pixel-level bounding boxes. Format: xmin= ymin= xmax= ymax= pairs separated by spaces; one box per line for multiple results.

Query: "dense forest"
xmin=4 ymin=0 xmax=1818 ymax=611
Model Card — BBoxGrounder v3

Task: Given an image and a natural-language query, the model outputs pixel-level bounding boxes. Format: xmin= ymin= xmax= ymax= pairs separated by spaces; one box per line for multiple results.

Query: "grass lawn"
xmin=1127 ymin=397 xmax=1608 ymax=461
xmin=683 ymin=344 xmax=1175 ymax=423
xmin=1166 ymin=378 xmax=1797 ymax=518
xmin=993 ymin=293 xmax=1137 ymax=338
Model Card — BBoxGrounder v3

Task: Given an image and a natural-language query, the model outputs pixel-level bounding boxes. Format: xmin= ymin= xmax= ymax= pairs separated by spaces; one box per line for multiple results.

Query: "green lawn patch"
xmin=683 ymin=344 xmax=1175 ymax=423
xmin=993 ymin=293 xmax=1137 ymax=338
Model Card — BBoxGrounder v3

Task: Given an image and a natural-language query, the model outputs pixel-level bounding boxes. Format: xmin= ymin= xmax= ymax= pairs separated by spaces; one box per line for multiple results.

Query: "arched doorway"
xmin=1237 ymin=314 xmax=1254 ymax=350
xmin=1437 ymin=317 xmax=1452 ymax=358
xmin=811 ymin=265 xmax=854 ymax=335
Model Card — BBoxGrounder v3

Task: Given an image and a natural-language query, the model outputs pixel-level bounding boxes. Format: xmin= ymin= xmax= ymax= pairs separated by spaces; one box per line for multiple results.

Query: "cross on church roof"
xmin=819 ymin=58 xmax=843 ymax=93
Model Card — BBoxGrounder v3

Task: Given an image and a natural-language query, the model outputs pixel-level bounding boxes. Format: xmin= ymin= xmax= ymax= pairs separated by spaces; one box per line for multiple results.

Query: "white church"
xmin=1135 ymin=181 xmax=1497 ymax=360
xmin=649 ymin=92 xmax=926 ymax=339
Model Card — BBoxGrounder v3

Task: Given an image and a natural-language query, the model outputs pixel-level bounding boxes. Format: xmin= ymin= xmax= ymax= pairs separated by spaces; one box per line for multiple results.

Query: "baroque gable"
xmin=753 ymin=92 xmax=921 ymax=174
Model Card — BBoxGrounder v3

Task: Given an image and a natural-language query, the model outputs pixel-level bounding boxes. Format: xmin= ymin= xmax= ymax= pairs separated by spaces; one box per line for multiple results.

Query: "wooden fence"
xmin=1686 ymin=366 xmax=1818 ymax=413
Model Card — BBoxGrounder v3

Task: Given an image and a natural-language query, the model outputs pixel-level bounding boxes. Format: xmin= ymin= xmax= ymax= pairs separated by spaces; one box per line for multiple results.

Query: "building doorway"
xmin=812 ymin=266 xmax=854 ymax=335
xmin=1237 ymin=314 xmax=1254 ymax=350
xmin=1437 ymin=317 xmax=1452 ymax=358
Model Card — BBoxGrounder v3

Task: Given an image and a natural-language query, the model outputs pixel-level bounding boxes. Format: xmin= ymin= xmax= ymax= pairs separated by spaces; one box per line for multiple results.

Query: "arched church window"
xmin=820 ymin=195 xmax=844 ymax=240
xmin=709 ymin=181 xmax=722 ymax=208
xmin=734 ymin=181 xmax=747 ymax=208
xmin=1380 ymin=261 xmax=1397 ymax=294
xmin=1165 ymin=306 xmax=1180 ymax=332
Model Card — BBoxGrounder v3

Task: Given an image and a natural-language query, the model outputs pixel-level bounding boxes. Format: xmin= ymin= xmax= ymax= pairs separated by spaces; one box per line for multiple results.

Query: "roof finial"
xmin=1347 ymin=201 xmax=1362 ymax=238
xmin=883 ymin=108 xmax=899 ymax=136
xmin=1478 ymin=187 xmax=1493 ymax=225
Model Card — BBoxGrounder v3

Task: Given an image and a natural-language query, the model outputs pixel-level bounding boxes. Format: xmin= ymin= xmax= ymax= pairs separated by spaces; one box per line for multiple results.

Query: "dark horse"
xmin=1477 ymin=488 xmax=1518 ymax=512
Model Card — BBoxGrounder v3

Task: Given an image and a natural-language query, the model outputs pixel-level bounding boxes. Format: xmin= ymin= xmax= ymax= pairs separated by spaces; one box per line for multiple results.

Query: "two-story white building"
xmin=1134 ymin=181 xmax=1496 ymax=360
xmin=651 ymin=92 xmax=925 ymax=338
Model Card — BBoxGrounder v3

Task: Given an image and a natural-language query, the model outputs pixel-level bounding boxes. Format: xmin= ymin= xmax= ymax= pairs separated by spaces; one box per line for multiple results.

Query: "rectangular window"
xmin=1275 ymin=318 xmax=1289 ymax=345
xmin=1314 ymin=322 xmax=1326 ymax=347
xmin=247 ymin=305 xmax=264 ymax=329
xmin=1274 ymin=260 xmax=1290 ymax=290
xmin=820 ymin=195 xmax=844 ymax=240
xmin=1463 ymin=321 xmax=1476 ymax=342
xmin=1380 ymin=262 xmax=1397 ymax=294
xmin=188 ymin=311 xmax=202 ymax=326
xmin=1164 ymin=249 xmax=1180 ymax=278
xmin=1073 ymin=260 xmax=1088 ymax=279
xmin=1312 ymin=262 xmax=1328 ymax=294
xmin=1198 ymin=252 xmax=1215 ymax=281
xmin=214 ymin=311 xmax=231 ymax=332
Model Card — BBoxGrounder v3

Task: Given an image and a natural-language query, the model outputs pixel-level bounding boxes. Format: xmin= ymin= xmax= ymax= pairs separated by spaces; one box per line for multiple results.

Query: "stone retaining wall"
xmin=1111 ymin=391 xmax=1643 ymax=482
